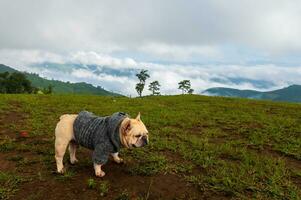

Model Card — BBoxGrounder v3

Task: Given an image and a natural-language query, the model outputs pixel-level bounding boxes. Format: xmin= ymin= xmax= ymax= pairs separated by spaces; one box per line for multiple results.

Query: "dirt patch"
xmin=0 ymin=101 xmax=27 ymax=139
xmin=291 ymin=176 xmax=301 ymax=189
xmin=0 ymin=101 xmax=28 ymax=170
xmin=0 ymin=152 xmax=16 ymax=171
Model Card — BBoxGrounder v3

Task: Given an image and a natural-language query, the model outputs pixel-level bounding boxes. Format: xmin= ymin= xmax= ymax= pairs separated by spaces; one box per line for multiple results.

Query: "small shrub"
xmin=87 ymin=178 xmax=96 ymax=189
xmin=99 ymin=181 xmax=109 ymax=197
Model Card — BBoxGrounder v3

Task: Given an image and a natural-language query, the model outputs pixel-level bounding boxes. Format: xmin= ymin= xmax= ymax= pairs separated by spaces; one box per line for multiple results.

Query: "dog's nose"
xmin=142 ymin=136 xmax=148 ymax=145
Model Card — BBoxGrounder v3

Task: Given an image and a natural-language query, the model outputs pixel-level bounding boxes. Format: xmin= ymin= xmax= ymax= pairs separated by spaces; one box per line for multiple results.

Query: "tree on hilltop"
xmin=135 ymin=69 xmax=150 ymax=97
xmin=149 ymin=81 xmax=161 ymax=95
xmin=178 ymin=80 xmax=193 ymax=94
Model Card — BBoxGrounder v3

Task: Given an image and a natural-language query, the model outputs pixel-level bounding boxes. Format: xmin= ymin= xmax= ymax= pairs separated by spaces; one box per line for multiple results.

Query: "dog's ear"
xmin=122 ymin=119 xmax=131 ymax=135
xmin=136 ymin=112 xmax=141 ymax=121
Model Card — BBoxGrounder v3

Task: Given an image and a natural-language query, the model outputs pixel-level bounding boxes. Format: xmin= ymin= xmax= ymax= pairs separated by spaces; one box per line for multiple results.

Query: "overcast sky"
xmin=1 ymin=0 xmax=301 ymax=95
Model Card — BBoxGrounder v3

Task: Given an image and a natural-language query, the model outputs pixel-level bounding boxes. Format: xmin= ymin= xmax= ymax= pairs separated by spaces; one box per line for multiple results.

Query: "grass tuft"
xmin=0 ymin=171 xmax=24 ymax=200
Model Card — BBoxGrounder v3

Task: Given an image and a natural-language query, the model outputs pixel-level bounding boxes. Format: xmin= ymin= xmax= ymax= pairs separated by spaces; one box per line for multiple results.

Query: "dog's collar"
xmin=107 ymin=112 xmax=129 ymax=151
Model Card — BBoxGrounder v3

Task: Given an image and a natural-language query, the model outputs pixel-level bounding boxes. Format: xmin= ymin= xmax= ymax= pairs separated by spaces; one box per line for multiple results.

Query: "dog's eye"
xmin=135 ymin=134 xmax=142 ymax=138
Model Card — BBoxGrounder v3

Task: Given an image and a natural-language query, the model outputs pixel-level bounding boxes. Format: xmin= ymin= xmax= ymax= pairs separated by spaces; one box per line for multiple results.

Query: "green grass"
xmin=115 ymin=190 xmax=130 ymax=200
xmin=87 ymin=178 xmax=96 ymax=189
xmin=55 ymin=170 xmax=76 ymax=181
xmin=126 ymin=149 xmax=168 ymax=176
xmin=0 ymin=137 xmax=16 ymax=152
xmin=0 ymin=171 xmax=23 ymax=200
xmin=0 ymin=94 xmax=300 ymax=199
xmin=87 ymin=178 xmax=109 ymax=197
xmin=98 ymin=181 xmax=110 ymax=197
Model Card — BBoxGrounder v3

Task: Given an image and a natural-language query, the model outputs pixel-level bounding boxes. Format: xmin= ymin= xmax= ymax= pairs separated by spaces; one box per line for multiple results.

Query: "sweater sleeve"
xmin=92 ymin=144 xmax=109 ymax=165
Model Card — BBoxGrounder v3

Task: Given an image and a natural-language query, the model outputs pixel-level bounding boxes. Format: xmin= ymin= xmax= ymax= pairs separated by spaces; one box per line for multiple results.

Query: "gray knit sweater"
xmin=73 ymin=111 xmax=128 ymax=164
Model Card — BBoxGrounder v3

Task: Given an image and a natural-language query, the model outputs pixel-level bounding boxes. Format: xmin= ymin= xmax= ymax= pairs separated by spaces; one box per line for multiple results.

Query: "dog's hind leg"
xmin=54 ymin=114 xmax=77 ymax=173
xmin=69 ymin=141 xmax=79 ymax=164
xmin=55 ymin=140 xmax=69 ymax=173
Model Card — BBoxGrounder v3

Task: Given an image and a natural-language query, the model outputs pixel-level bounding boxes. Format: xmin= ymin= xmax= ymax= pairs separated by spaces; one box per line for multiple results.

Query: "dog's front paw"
xmin=95 ymin=170 xmax=106 ymax=177
xmin=57 ymin=167 xmax=65 ymax=174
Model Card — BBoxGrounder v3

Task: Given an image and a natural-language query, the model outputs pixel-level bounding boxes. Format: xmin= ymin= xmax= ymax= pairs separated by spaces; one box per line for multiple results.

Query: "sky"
xmin=0 ymin=0 xmax=301 ymax=96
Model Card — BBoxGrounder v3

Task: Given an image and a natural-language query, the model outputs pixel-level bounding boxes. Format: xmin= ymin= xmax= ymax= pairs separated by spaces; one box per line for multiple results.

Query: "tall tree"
xmin=148 ymin=81 xmax=160 ymax=95
xmin=135 ymin=83 xmax=144 ymax=97
xmin=178 ymin=80 xmax=192 ymax=94
xmin=135 ymin=69 xmax=150 ymax=97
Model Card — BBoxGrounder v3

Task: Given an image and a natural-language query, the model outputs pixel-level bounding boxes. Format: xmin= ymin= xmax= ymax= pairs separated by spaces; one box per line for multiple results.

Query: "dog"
xmin=54 ymin=111 xmax=149 ymax=177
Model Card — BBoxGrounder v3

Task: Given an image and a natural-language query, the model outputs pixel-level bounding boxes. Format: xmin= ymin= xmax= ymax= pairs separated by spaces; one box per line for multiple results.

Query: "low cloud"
xmin=70 ymin=51 xmax=138 ymax=68
xmin=1 ymin=50 xmax=299 ymax=96
xmin=138 ymin=43 xmax=221 ymax=61
xmin=0 ymin=50 xmax=301 ymax=96
xmin=0 ymin=49 xmax=66 ymax=70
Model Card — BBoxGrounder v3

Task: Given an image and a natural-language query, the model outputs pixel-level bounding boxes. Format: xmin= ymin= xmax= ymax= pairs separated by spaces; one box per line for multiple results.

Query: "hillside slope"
xmin=0 ymin=64 xmax=18 ymax=73
xmin=0 ymin=64 xmax=120 ymax=96
xmin=203 ymin=85 xmax=301 ymax=102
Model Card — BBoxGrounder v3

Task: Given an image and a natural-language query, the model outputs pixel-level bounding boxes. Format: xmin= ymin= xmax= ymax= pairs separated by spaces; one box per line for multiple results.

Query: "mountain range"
xmin=2 ymin=63 xmax=301 ymax=102
xmin=0 ymin=64 xmax=120 ymax=96
xmin=203 ymin=85 xmax=301 ymax=103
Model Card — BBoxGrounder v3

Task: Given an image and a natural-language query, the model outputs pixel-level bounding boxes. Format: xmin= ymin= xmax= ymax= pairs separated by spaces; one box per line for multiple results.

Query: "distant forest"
xmin=0 ymin=72 xmax=52 ymax=94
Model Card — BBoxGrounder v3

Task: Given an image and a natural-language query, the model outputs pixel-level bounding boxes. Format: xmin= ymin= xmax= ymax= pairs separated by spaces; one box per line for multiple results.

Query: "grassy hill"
xmin=203 ymin=85 xmax=301 ymax=103
xmin=0 ymin=94 xmax=300 ymax=199
xmin=0 ymin=64 xmax=120 ymax=96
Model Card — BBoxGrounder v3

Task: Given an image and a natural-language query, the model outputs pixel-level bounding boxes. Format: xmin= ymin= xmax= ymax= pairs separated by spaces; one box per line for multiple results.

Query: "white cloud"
xmin=1 ymin=49 xmax=301 ymax=96
xmin=0 ymin=49 xmax=66 ymax=70
xmin=68 ymin=62 xmax=301 ymax=96
xmin=70 ymin=68 xmax=136 ymax=95
xmin=139 ymin=43 xmax=221 ymax=61
xmin=70 ymin=51 xmax=138 ymax=68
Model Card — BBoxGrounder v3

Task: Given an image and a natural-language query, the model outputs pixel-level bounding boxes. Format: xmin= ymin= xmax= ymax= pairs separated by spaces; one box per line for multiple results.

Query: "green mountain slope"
xmin=0 ymin=64 xmax=18 ymax=73
xmin=0 ymin=64 xmax=120 ymax=96
xmin=203 ymin=85 xmax=301 ymax=102
xmin=267 ymin=85 xmax=301 ymax=102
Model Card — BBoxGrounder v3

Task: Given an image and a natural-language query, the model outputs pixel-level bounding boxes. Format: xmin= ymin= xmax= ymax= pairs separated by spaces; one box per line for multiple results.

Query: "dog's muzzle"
xmin=133 ymin=136 xmax=149 ymax=148
xmin=142 ymin=135 xmax=148 ymax=146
